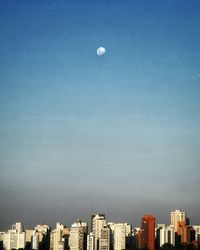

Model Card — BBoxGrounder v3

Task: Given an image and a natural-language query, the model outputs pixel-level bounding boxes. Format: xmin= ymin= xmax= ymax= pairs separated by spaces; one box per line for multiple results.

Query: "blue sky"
xmin=0 ymin=0 xmax=200 ymax=228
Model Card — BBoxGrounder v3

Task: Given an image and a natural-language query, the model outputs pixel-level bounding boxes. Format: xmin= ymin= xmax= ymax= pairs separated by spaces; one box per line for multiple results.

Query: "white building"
xmin=3 ymin=222 xmax=25 ymax=250
xmin=87 ymin=233 xmax=95 ymax=250
xmin=69 ymin=220 xmax=87 ymax=250
xmin=171 ymin=210 xmax=186 ymax=232
xmin=110 ymin=223 xmax=131 ymax=250
xmin=91 ymin=214 xmax=107 ymax=250
xmin=166 ymin=225 xmax=175 ymax=246
xmin=32 ymin=231 xmax=39 ymax=250
xmin=50 ymin=222 xmax=65 ymax=250
xmin=156 ymin=224 xmax=175 ymax=247
xmin=157 ymin=224 xmax=166 ymax=247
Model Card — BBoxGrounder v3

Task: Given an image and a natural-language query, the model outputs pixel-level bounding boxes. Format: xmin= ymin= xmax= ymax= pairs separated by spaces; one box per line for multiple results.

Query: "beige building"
xmin=50 ymin=223 xmax=65 ymax=250
xmin=69 ymin=220 xmax=87 ymax=250
xmin=99 ymin=225 xmax=110 ymax=250
xmin=171 ymin=210 xmax=186 ymax=232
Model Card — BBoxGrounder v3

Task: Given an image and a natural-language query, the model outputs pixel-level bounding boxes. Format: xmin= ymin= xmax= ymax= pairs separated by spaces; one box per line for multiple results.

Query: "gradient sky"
xmin=0 ymin=0 xmax=200 ymax=230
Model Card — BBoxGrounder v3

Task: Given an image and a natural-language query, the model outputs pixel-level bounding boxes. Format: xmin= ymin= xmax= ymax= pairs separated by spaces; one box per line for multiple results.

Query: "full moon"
xmin=97 ymin=47 xmax=106 ymax=56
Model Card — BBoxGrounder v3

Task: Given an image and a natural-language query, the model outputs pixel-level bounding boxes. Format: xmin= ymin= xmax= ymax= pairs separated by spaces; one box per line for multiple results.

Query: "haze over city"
xmin=0 ymin=0 xmax=200 ymax=229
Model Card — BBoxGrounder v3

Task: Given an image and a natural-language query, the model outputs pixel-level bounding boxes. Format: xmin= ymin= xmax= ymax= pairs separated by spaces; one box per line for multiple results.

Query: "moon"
xmin=97 ymin=47 xmax=106 ymax=56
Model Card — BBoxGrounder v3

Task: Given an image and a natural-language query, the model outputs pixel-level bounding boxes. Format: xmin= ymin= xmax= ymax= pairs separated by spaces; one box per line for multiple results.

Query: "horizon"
xmin=0 ymin=208 xmax=197 ymax=231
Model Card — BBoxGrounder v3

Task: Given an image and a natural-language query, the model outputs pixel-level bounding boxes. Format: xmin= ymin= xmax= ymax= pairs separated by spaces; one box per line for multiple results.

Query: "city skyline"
xmin=0 ymin=0 xmax=200 ymax=229
xmin=0 ymin=209 xmax=196 ymax=232
xmin=1 ymin=210 xmax=200 ymax=250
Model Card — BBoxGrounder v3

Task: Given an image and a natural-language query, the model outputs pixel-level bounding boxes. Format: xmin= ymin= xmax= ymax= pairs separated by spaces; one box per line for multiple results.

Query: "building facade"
xmin=91 ymin=214 xmax=106 ymax=250
xmin=171 ymin=210 xmax=187 ymax=232
xmin=69 ymin=220 xmax=87 ymax=250
xmin=3 ymin=222 xmax=25 ymax=250
xmin=141 ymin=215 xmax=155 ymax=250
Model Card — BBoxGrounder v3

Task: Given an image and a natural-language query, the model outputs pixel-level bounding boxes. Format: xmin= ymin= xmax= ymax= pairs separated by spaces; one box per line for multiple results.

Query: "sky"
xmin=0 ymin=0 xmax=200 ymax=230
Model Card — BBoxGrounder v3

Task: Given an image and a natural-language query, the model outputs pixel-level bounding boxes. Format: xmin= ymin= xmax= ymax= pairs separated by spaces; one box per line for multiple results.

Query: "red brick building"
xmin=141 ymin=215 xmax=155 ymax=250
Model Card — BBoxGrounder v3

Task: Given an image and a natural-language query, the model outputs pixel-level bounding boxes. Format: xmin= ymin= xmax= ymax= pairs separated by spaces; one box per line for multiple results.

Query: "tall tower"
xmin=113 ymin=224 xmax=126 ymax=250
xmin=171 ymin=210 xmax=186 ymax=232
xmin=91 ymin=214 xmax=106 ymax=250
xmin=141 ymin=215 xmax=155 ymax=250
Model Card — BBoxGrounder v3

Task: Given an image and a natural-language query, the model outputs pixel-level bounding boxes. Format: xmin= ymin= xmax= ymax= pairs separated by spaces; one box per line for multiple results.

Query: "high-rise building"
xmin=177 ymin=222 xmax=195 ymax=244
xmin=186 ymin=226 xmax=195 ymax=243
xmin=135 ymin=228 xmax=143 ymax=250
xmin=87 ymin=233 xmax=95 ymax=250
xmin=166 ymin=225 xmax=175 ymax=246
xmin=113 ymin=224 xmax=126 ymax=250
xmin=69 ymin=220 xmax=87 ymax=250
xmin=141 ymin=215 xmax=155 ymax=250
xmin=50 ymin=223 xmax=65 ymax=250
xmin=62 ymin=227 xmax=70 ymax=250
xmin=171 ymin=210 xmax=187 ymax=232
xmin=35 ymin=223 xmax=50 ymax=250
xmin=110 ymin=223 xmax=131 ymax=250
xmin=32 ymin=231 xmax=39 ymax=250
xmin=156 ymin=224 xmax=166 ymax=248
xmin=3 ymin=222 xmax=25 ymax=250
xmin=156 ymin=224 xmax=175 ymax=248
xmin=99 ymin=225 xmax=110 ymax=250
xmin=25 ymin=229 xmax=34 ymax=247
xmin=91 ymin=214 xmax=106 ymax=250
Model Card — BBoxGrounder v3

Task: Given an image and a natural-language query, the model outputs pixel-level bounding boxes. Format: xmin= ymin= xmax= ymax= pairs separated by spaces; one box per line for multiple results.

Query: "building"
xmin=141 ymin=215 xmax=155 ymax=250
xmin=50 ymin=222 xmax=65 ymax=250
xmin=69 ymin=220 xmax=87 ymax=250
xmin=0 ymin=232 xmax=4 ymax=250
xmin=156 ymin=224 xmax=175 ymax=248
xmin=32 ymin=231 xmax=39 ymax=250
xmin=177 ymin=222 xmax=195 ymax=244
xmin=3 ymin=222 xmax=25 ymax=250
xmin=62 ymin=227 xmax=70 ymax=250
xmin=91 ymin=214 xmax=107 ymax=250
xmin=110 ymin=223 xmax=131 ymax=250
xmin=156 ymin=224 xmax=166 ymax=248
xmin=113 ymin=224 xmax=126 ymax=250
xmin=171 ymin=210 xmax=187 ymax=232
xmin=87 ymin=233 xmax=95 ymax=250
xmin=35 ymin=223 xmax=50 ymax=250
xmin=135 ymin=229 xmax=144 ymax=250
xmin=25 ymin=229 xmax=34 ymax=249
xmin=166 ymin=225 xmax=175 ymax=246
xmin=193 ymin=226 xmax=200 ymax=243
xmin=99 ymin=225 xmax=110 ymax=250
